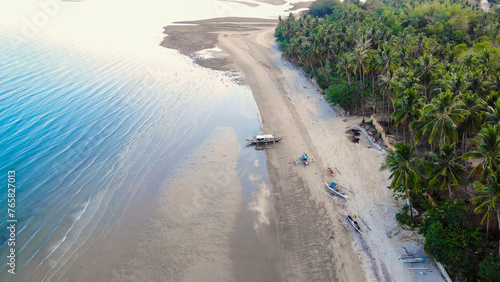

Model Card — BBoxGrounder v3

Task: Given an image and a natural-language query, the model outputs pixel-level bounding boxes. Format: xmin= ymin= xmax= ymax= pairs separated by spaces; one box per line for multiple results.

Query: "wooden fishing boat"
xmin=401 ymin=257 xmax=428 ymax=263
xmin=345 ymin=212 xmax=363 ymax=234
xmin=325 ymin=182 xmax=349 ymax=199
xmin=327 ymin=167 xmax=335 ymax=177
xmin=246 ymin=134 xmax=284 ymax=144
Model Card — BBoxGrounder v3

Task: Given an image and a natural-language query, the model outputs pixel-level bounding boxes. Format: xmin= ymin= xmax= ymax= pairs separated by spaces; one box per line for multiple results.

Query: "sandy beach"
xmin=159 ymin=13 xmax=448 ymax=282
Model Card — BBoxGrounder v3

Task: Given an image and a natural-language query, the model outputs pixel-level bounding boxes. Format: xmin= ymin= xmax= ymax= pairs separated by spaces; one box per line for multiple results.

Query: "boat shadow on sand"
xmin=245 ymin=143 xmax=280 ymax=150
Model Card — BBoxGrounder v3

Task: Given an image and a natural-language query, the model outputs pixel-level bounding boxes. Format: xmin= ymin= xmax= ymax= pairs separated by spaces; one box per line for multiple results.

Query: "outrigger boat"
xmin=345 ymin=212 xmax=363 ymax=234
xmin=294 ymin=153 xmax=316 ymax=166
xmin=301 ymin=153 xmax=309 ymax=165
xmin=246 ymin=134 xmax=284 ymax=144
xmin=325 ymin=182 xmax=349 ymax=199
xmin=401 ymin=257 xmax=428 ymax=263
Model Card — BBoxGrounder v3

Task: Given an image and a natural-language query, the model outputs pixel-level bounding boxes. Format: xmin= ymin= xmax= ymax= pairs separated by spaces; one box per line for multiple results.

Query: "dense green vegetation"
xmin=276 ymin=0 xmax=500 ymax=280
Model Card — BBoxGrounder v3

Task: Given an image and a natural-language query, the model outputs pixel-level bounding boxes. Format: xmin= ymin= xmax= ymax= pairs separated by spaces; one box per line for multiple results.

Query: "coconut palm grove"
xmin=275 ymin=0 xmax=500 ymax=280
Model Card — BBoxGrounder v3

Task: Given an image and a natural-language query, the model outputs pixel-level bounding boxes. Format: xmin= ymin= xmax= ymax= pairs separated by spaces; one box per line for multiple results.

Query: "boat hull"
xmin=246 ymin=137 xmax=284 ymax=144
xmin=326 ymin=182 xmax=349 ymax=198
xmin=401 ymin=258 xmax=428 ymax=263
xmin=345 ymin=213 xmax=363 ymax=234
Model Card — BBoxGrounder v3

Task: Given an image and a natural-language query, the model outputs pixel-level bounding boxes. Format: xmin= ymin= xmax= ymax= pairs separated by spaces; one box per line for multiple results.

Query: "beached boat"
xmin=294 ymin=153 xmax=316 ymax=166
xmin=325 ymin=182 xmax=349 ymax=199
xmin=401 ymin=257 xmax=428 ymax=263
xmin=246 ymin=134 xmax=284 ymax=144
xmin=301 ymin=153 xmax=309 ymax=165
xmin=346 ymin=212 xmax=363 ymax=234
xmin=327 ymin=167 xmax=335 ymax=177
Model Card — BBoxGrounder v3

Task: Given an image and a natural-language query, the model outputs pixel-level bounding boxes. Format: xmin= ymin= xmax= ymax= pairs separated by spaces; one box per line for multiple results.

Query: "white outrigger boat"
xmin=246 ymin=134 xmax=285 ymax=145
xmin=325 ymin=182 xmax=349 ymax=199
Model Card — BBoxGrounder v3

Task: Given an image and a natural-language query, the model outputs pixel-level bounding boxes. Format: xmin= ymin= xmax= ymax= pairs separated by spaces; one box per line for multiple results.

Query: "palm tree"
xmin=392 ymin=88 xmax=424 ymax=145
xmin=337 ymin=53 xmax=355 ymax=87
xmin=392 ymin=70 xmax=421 ymax=95
xmin=426 ymin=143 xmax=466 ymax=198
xmin=485 ymin=92 xmax=500 ymax=109
xmin=461 ymin=53 xmax=475 ymax=69
xmin=443 ymin=71 xmax=468 ymax=96
xmin=463 ymin=125 xmax=500 ymax=181
xmin=462 ymin=53 xmax=476 ymax=69
xmin=492 ymin=73 xmax=500 ymax=92
xmin=375 ymin=44 xmax=396 ymax=119
xmin=353 ymin=37 xmax=371 ymax=122
xmin=414 ymin=54 xmax=438 ymax=101
xmin=413 ymin=90 xmax=469 ymax=147
xmin=476 ymin=48 xmax=498 ymax=75
xmin=484 ymin=98 xmax=500 ymax=127
xmin=300 ymin=39 xmax=314 ymax=72
xmin=379 ymin=69 xmax=396 ymax=133
xmin=411 ymin=33 xmax=426 ymax=58
xmin=467 ymin=69 xmax=491 ymax=96
xmin=459 ymin=92 xmax=485 ymax=154
xmin=396 ymin=46 xmax=412 ymax=68
xmin=472 ymin=168 xmax=500 ymax=257
xmin=375 ymin=44 xmax=396 ymax=76
xmin=437 ymin=42 xmax=453 ymax=61
xmin=381 ymin=142 xmax=422 ymax=219
xmin=365 ymin=51 xmax=379 ymax=113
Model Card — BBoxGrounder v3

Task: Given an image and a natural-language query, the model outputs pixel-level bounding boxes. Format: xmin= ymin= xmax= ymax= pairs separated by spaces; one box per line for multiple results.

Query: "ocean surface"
xmin=0 ymin=0 xmax=304 ymax=280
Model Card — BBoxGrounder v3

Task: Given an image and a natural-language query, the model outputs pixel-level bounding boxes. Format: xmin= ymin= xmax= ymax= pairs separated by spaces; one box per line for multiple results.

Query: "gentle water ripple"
xmin=0 ymin=32 xmax=255 ymax=280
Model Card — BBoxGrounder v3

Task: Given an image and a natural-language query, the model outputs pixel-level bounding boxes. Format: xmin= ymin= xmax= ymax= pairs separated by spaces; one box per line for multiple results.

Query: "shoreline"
xmin=160 ymin=15 xmax=446 ymax=282
xmin=216 ymin=21 xmax=365 ymax=281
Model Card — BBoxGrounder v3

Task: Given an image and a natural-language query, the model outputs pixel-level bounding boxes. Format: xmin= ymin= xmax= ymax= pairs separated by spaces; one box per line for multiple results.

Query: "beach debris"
xmin=387 ymin=230 xmax=400 ymax=238
xmin=346 ymin=128 xmax=361 ymax=143
xmin=349 ymin=135 xmax=360 ymax=143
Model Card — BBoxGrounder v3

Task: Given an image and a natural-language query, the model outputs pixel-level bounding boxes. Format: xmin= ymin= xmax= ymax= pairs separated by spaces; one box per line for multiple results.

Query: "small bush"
xmin=478 ymin=256 xmax=500 ymax=282
xmin=324 ymin=77 xmax=361 ymax=112
xmin=395 ymin=204 xmax=412 ymax=225
xmin=424 ymin=221 xmax=481 ymax=275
